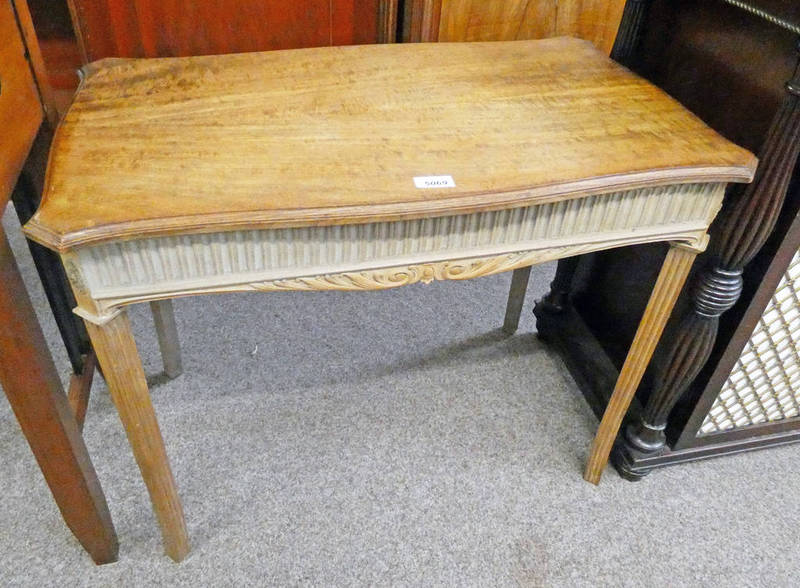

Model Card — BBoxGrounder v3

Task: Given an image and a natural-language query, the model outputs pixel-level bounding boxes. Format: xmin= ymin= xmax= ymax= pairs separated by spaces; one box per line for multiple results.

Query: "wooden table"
xmin=24 ymin=38 xmax=756 ymax=561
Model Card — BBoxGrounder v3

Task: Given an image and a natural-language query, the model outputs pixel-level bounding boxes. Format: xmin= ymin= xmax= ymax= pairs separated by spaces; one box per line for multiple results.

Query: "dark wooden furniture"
xmin=0 ymin=0 xmax=117 ymax=564
xmin=0 ymin=226 xmax=116 ymax=564
xmin=535 ymin=0 xmax=800 ymax=478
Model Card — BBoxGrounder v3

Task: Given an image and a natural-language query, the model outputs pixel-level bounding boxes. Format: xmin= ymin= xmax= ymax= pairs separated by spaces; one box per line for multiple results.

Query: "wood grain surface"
xmin=554 ymin=0 xmax=627 ymax=55
xmin=66 ymin=0 xmax=387 ymax=62
xmin=26 ymin=38 xmax=756 ymax=251
xmin=437 ymin=0 xmax=558 ymax=42
xmin=0 ymin=0 xmax=44 ymax=201
xmin=408 ymin=0 xmax=626 ymax=54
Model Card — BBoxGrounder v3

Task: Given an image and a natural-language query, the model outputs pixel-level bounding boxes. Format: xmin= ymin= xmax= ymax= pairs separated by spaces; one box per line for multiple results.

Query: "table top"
xmin=25 ymin=37 xmax=756 ymax=251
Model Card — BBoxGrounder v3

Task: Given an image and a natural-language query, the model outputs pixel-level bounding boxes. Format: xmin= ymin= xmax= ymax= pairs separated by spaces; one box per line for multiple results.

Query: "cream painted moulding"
xmin=63 ymin=182 xmax=722 ymax=325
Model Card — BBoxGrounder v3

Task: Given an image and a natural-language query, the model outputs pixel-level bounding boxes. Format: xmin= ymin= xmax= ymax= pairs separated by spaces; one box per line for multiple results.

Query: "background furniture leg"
xmin=538 ymin=255 xmax=580 ymax=314
xmin=84 ymin=310 xmax=189 ymax=562
xmin=584 ymin=243 xmax=697 ymax=484
xmin=67 ymin=351 xmax=96 ymax=432
xmin=12 ymin=174 xmax=89 ymax=374
xmin=150 ymin=300 xmax=182 ymax=379
xmin=502 ymin=266 xmax=532 ymax=334
xmin=0 ymin=227 xmax=117 ymax=564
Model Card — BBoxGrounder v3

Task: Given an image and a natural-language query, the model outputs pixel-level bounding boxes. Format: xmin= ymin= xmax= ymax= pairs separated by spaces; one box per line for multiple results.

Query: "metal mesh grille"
xmin=699 ymin=250 xmax=800 ymax=435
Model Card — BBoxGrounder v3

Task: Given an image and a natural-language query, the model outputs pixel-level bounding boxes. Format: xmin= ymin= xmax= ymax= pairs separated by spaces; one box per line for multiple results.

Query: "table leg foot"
xmin=85 ymin=310 xmax=190 ymax=561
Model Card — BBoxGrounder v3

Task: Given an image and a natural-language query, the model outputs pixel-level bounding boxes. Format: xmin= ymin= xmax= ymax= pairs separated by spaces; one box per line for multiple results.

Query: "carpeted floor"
xmin=2 ymin=205 xmax=799 ymax=586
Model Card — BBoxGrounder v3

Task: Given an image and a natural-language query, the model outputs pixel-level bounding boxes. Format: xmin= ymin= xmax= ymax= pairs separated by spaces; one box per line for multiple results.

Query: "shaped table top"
xmin=25 ymin=37 xmax=756 ymax=251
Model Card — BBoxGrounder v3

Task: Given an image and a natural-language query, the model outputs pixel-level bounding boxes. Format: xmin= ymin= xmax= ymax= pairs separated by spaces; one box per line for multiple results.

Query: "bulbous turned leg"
xmin=625 ymin=268 xmax=742 ymax=455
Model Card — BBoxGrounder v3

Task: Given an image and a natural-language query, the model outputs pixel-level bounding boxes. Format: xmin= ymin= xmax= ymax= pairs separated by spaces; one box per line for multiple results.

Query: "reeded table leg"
xmin=502 ymin=266 xmax=532 ymax=334
xmin=584 ymin=243 xmax=698 ymax=484
xmin=84 ymin=310 xmax=189 ymax=561
xmin=0 ymin=227 xmax=118 ymax=564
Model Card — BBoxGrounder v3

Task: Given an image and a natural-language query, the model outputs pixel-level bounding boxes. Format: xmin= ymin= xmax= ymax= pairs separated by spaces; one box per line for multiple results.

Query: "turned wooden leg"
xmin=150 ymin=300 xmax=183 ymax=379
xmin=84 ymin=310 xmax=189 ymax=561
xmin=539 ymin=256 xmax=580 ymax=314
xmin=0 ymin=227 xmax=117 ymax=564
xmin=502 ymin=266 xmax=532 ymax=334
xmin=622 ymin=44 xmax=800 ymax=467
xmin=584 ymin=244 xmax=697 ymax=484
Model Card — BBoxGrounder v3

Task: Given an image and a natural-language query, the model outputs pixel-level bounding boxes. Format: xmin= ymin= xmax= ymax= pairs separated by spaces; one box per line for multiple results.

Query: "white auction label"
xmin=413 ymin=175 xmax=456 ymax=189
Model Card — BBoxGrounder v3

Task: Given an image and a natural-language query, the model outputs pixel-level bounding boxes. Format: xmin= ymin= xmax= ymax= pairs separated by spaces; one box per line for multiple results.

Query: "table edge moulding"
xmin=23 ymin=38 xmax=757 ymax=561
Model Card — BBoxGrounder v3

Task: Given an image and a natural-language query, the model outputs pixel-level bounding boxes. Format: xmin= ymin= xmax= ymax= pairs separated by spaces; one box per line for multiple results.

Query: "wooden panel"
xmin=555 ymin=0 xmax=627 ymax=55
xmin=402 ymin=0 xmax=441 ymax=42
xmin=25 ymin=39 xmax=756 ymax=251
xmin=10 ymin=0 xmax=57 ymax=124
xmin=0 ymin=0 xmax=43 ymax=202
xmin=67 ymin=0 xmax=386 ymax=61
xmin=438 ymin=0 xmax=556 ymax=42
xmin=416 ymin=0 xmax=626 ymax=54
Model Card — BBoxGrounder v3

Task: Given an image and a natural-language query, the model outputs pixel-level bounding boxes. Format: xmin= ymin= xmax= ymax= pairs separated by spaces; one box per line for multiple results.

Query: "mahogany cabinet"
xmin=66 ymin=0 xmax=397 ymax=61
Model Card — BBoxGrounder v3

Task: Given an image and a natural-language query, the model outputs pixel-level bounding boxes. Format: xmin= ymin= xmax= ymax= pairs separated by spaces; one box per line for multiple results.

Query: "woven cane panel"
xmin=700 ymin=250 xmax=800 ymax=435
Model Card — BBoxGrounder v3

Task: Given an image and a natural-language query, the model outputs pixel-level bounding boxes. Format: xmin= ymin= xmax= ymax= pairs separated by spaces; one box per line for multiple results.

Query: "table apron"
xmin=62 ymin=182 xmax=724 ymax=323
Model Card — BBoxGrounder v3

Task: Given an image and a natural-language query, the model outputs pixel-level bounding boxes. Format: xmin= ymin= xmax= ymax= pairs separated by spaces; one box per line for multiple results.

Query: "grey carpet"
xmin=2 ymin=205 xmax=799 ymax=587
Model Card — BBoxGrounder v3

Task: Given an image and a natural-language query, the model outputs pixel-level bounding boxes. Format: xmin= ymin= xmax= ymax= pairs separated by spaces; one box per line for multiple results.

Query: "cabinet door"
xmin=68 ymin=0 xmax=396 ymax=61
xmin=0 ymin=0 xmax=43 ymax=200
